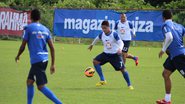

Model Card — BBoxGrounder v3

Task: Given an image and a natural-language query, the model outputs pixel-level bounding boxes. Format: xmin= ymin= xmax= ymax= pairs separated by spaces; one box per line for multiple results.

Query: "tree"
xmin=163 ymin=0 xmax=185 ymax=26
xmin=144 ymin=0 xmax=173 ymax=7
xmin=54 ymin=0 xmax=96 ymax=8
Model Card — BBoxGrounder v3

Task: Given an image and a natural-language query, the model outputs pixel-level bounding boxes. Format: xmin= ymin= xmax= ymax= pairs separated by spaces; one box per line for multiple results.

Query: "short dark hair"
xmin=101 ymin=21 xmax=109 ymax=27
xmin=31 ymin=9 xmax=41 ymax=21
xmin=162 ymin=10 xmax=172 ymax=19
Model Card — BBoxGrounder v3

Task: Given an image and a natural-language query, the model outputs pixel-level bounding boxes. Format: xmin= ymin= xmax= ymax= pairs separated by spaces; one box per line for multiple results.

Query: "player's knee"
xmin=93 ymin=60 xmax=100 ymax=65
xmin=120 ymin=68 xmax=126 ymax=73
xmin=27 ymin=79 xmax=34 ymax=86
xmin=37 ymin=85 xmax=45 ymax=90
xmin=162 ymin=70 xmax=170 ymax=79
xmin=123 ymin=53 xmax=127 ymax=58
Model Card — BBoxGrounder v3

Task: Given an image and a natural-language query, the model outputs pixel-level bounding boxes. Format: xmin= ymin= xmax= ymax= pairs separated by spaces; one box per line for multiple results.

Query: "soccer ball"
xmin=85 ymin=67 xmax=95 ymax=77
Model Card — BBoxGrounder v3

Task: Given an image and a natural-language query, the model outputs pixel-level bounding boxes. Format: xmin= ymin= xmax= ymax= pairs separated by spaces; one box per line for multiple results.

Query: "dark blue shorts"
xmin=28 ymin=61 xmax=48 ymax=86
xmin=122 ymin=41 xmax=131 ymax=53
xmin=163 ymin=54 xmax=185 ymax=78
xmin=94 ymin=52 xmax=125 ymax=71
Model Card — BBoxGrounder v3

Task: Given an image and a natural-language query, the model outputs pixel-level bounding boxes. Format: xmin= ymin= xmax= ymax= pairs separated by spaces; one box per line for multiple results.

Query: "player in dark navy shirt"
xmin=156 ymin=10 xmax=185 ymax=104
xmin=15 ymin=9 xmax=62 ymax=104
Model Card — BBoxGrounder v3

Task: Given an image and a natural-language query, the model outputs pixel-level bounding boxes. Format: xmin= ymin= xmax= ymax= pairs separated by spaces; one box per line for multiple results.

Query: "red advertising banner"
xmin=0 ymin=8 xmax=31 ymax=36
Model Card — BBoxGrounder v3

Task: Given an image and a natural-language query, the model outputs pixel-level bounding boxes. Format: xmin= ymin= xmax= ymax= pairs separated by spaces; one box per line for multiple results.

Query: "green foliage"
xmin=144 ymin=0 xmax=173 ymax=7
xmin=1 ymin=0 xmax=185 ymax=32
xmin=54 ymin=0 xmax=96 ymax=8
xmin=163 ymin=0 xmax=185 ymax=9
xmin=162 ymin=0 xmax=185 ymax=25
xmin=119 ymin=0 xmax=155 ymax=9
xmin=0 ymin=2 xmax=8 ymax=7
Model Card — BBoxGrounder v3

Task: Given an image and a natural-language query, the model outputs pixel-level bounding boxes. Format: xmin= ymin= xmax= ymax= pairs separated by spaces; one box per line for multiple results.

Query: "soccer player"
xmin=88 ymin=20 xmax=134 ymax=90
xmin=15 ymin=9 xmax=62 ymax=104
xmin=115 ymin=13 xmax=139 ymax=66
xmin=156 ymin=10 xmax=185 ymax=104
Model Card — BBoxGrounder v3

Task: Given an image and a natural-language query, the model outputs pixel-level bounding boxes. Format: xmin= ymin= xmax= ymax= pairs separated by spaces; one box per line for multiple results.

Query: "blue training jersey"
xmin=23 ymin=22 xmax=52 ymax=64
xmin=162 ymin=20 xmax=185 ymax=59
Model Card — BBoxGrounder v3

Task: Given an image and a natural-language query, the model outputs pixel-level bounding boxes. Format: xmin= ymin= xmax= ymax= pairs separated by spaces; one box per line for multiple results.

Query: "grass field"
xmin=0 ymin=40 xmax=184 ymax=104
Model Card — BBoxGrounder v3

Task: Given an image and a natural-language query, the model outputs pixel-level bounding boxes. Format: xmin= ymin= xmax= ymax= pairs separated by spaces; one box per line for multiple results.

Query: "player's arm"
xmin=183 ymin=26 xmax=185 ymax=37
xmin=47 ymin=35 xmax=55 ymax=74
xmin=159 ymin=26 xmax=173 ymax=58
xmin=88 ymin=34 xmax=101 ymax=51
xmin=15 ymin=40 xmax=27 ymax=63
xmin=129 ymin=22 xmax=136 ymax=37
xmin=15 ymin=28 xmax=28 ymax=63
xmin=114 ymin=33 xmax=124 ymax=55
xmin=114 ymin=21 xmax=119 ymax=32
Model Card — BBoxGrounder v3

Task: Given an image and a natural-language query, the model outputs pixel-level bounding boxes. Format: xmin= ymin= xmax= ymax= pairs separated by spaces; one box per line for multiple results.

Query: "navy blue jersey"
xmin=162 ymin=20 xmax=185 ymax=59
xmin=23 ymin=23 xmax=52 ymax=64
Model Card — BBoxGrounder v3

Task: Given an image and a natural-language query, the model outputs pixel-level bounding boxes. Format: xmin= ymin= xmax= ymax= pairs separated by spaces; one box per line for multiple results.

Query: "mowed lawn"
xmin=0 ymin=40 xmax=184 ymax=104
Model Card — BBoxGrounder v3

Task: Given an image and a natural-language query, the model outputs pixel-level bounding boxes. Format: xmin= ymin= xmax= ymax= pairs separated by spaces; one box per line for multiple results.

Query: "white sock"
xmin=165 ymin=94 xmax=171 ymax=102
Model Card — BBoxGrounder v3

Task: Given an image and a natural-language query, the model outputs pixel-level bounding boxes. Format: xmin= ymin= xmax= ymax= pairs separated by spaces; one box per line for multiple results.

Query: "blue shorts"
xmin=163 ymin=54 xmax=185 ymax=78
xmin=94 ymin=52 xmax=125 ymax=71
xmin=122 ymin=41 xmax=131 ymax=53
xmin=28 ymin=61 xmax=48 ymax=86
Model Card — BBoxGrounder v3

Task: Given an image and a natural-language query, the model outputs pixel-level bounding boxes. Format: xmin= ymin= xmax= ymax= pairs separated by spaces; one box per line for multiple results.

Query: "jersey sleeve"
xmin=114 ymin=21 xmax=119 ymax=30
xmin=46 ymin=29 xmax=52 ymax=41
xmin=98 ymin=32 xmax=103 ymax=40
xmin=128 ymin=21 xmax=134 ymax=29
xmin=113 ymin=32 xmax=120 ymax=41
xmin=183 ymin=26 xmax=185 ymax=37
xmin=22 ymin=26 xmax=29 ymax=41
xmin=162 ymin=24 xmax=171 ymax=35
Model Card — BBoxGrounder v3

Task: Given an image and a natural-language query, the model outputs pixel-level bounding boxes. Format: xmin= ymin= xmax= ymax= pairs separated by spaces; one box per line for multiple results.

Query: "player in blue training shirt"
xmin=88 ymin=21 xmax=134 ymax=90
xmin=156 ymin=10 xmax=185 ymax=104
xmin=15 ymin=9 xmax=62 ymax=104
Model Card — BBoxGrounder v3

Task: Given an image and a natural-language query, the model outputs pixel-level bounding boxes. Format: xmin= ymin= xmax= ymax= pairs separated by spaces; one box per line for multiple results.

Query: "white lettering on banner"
xmin=0 ymin=11 xmax=28 ymax=31
xmin=64 ymin=16 xmax=115 ymax=34
xmin=131 ymin=17 xmax=153 ymax=32
xmin=63 ymin=16 xmax=154 ymax=34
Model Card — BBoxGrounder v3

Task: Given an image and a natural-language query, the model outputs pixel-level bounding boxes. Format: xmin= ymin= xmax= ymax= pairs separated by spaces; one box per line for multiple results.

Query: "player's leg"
xmin=122 ymin=41 xmax=127 ymax=64
xmin=27 ymin=66 xmax=35 ymax=104
xmin=123 ymin=41 xmax=138 ymax=66
xmin=35 ymin=61 xmax=62 ymax=104
xmin=122 ymin=41 xmax=130 ymax=64
xmin=93 ymin=52 xmax=108 ymax=86
xmin=122 ymin=52 xmax=127 ymax=64
xmin=157 ymin=57 xmax=175 ymax=104
xmin=163 ymin=69 xmax=173 ymax=101
xmin=127 ymin=54 xmax=139 ymax=65
xmin=173 ymin=54 xmax=185 ymax=78
xmin=93 ymin=60 xmax=105 ymax=81
xmin=109 ymin=54 xmax=133 ymax=89
xmin=38 ymin=85 xmax=62 ymax=104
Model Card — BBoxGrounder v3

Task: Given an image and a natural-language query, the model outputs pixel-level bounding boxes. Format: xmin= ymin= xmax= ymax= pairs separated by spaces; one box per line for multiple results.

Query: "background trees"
xmin=0 ymin=0 xmax=184 ymax=31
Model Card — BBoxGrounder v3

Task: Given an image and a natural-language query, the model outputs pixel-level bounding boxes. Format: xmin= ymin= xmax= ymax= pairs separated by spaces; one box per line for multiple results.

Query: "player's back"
xmin=24 ymin=23 xmax=51 ymax=64
xmin=163 ymin=20 xmax=185 ymax=59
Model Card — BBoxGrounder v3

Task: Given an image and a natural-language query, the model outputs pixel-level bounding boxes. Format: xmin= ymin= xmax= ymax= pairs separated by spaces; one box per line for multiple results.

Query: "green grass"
xmin=0 ymin=40 xmax=184 ymax=104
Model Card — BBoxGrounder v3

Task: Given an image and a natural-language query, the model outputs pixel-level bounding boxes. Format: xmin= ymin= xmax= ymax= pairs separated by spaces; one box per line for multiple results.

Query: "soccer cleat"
xmin=135 ymin=57 xmax=139 ymax=66
xmin=156 ymin=99 xmax=171 ymax=104
xmin=96 ymin=81 xmax=107 ymax=86
xmin=128 ymin=85 xmax=134 ymax=90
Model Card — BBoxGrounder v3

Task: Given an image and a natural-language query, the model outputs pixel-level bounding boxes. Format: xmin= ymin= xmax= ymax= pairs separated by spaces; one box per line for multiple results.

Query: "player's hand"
xmin=15 ymin=56 xmax=19 ymax=63
xmin=159 ymin=50 xmax=164 ymax=58
xmin=50 ymin=65 xmax=55 ymax=74
xmin=117 ymin=49 xmax=122 ymax=55
xmin=88 ymin=45 xmax=93 ymax=51
xmin=133 ymin=34 xmax=136 ymax=38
